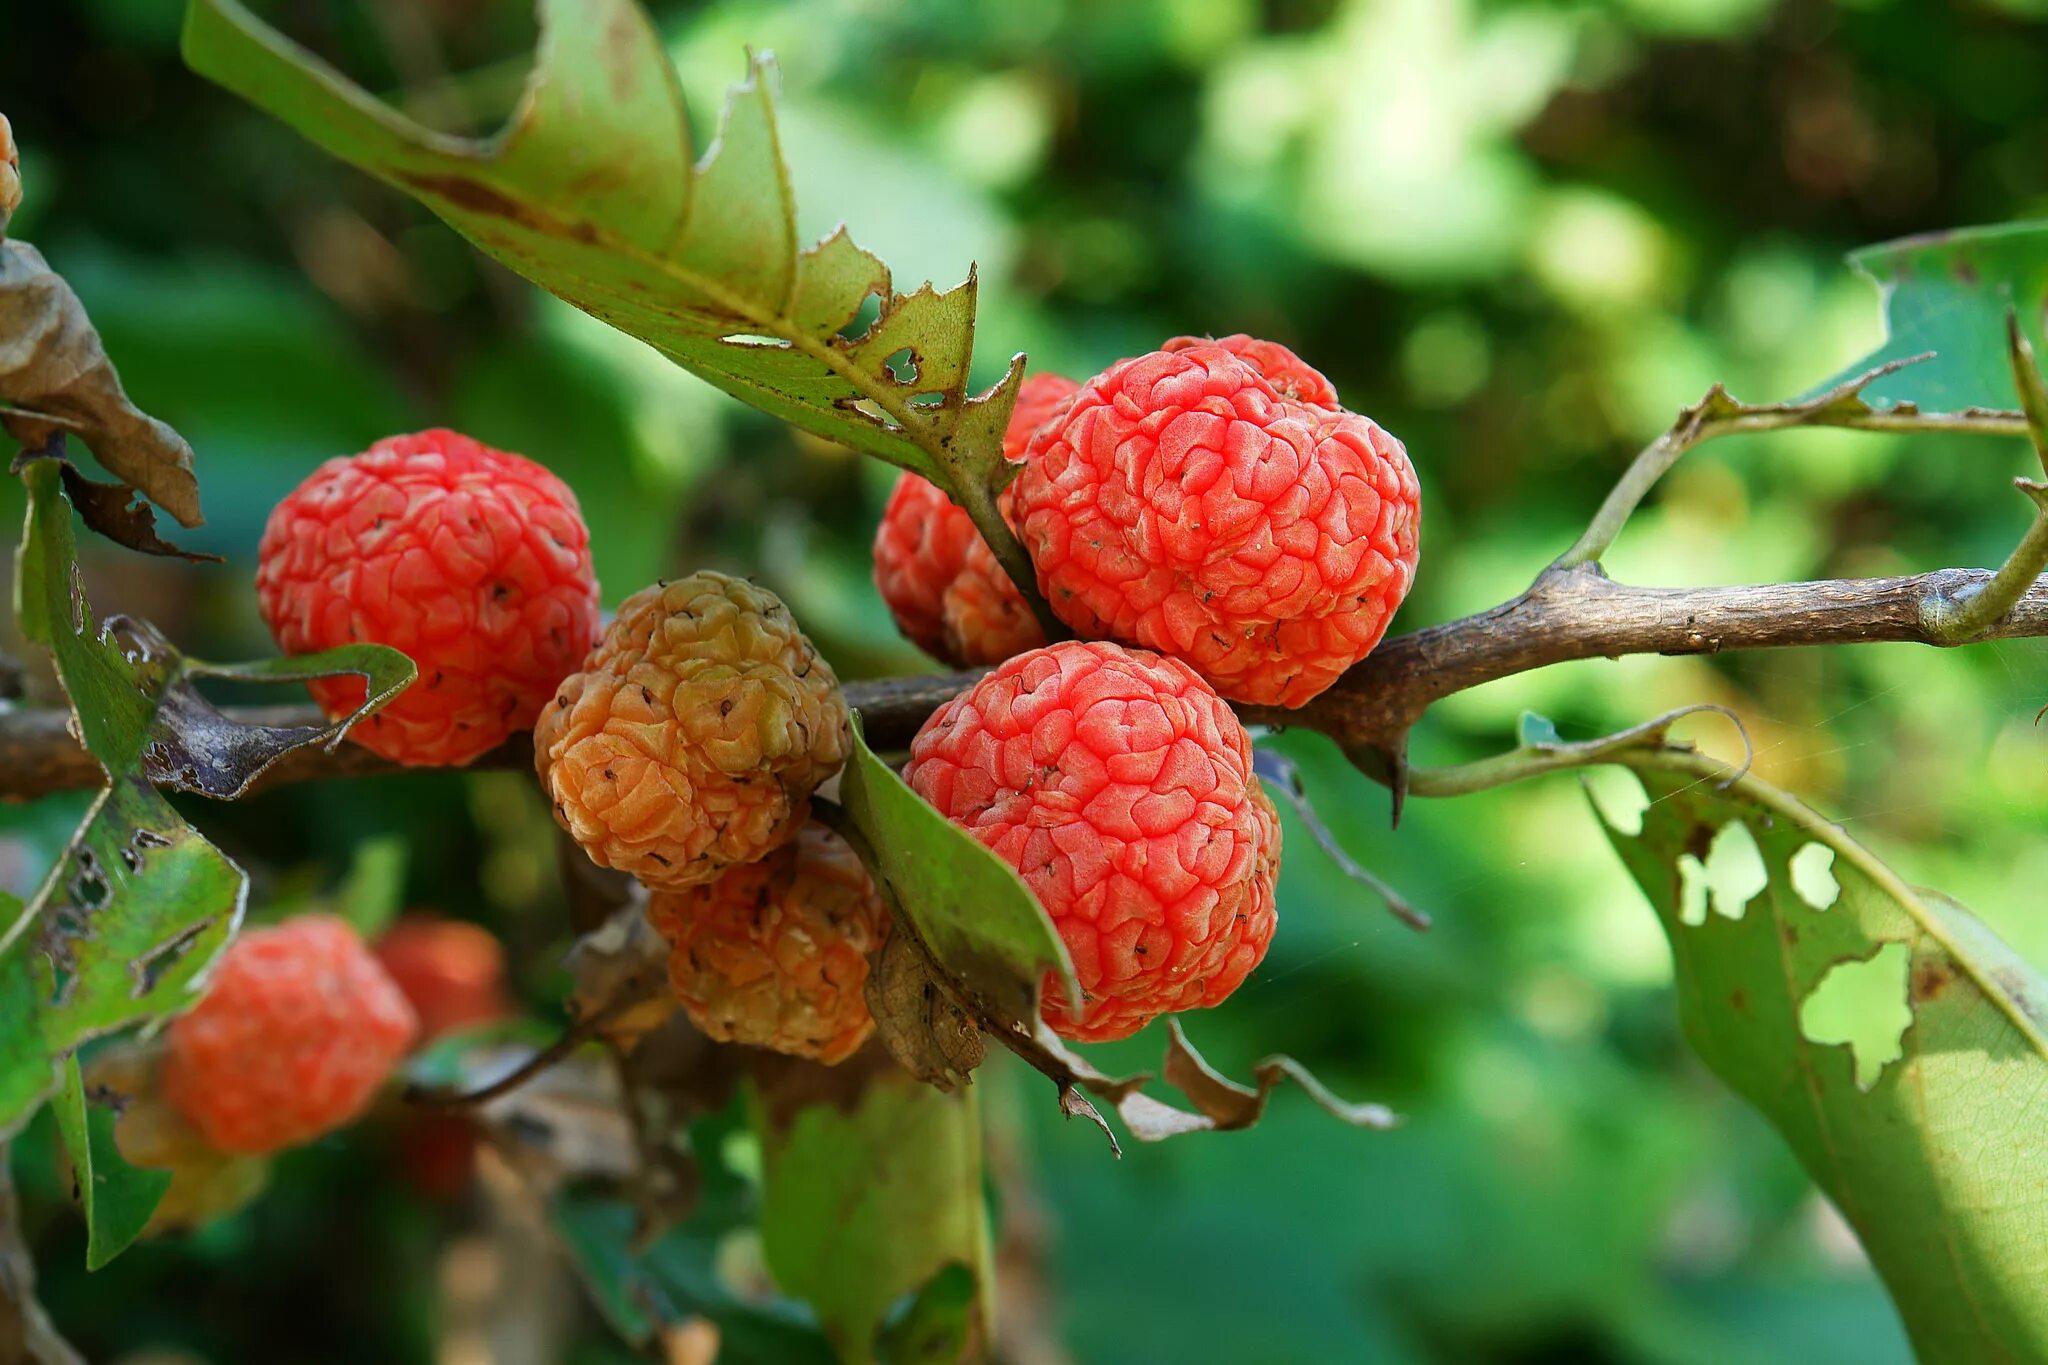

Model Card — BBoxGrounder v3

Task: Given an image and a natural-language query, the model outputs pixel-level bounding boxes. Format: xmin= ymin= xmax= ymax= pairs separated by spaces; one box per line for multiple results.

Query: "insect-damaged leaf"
xmin=180 ymin=0 xmax=1025 ymax=502
xmin=0 ymin=241 xmax=201 ymax=527
xmin=15 ymin=458 xmax=415 ymax=797
xmin=0 ymin=778 xmax=243 ymax=1141
xmin=1598 ymin=749 xmax=2048 ymax=1362
xmin=1 ymin=459 xmax=411 ymax=1140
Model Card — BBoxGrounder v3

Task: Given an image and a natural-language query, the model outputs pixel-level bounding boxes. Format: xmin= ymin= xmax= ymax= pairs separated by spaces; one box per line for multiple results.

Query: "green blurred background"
xmin=8 ymin=0 xmax=2048 ymax=1360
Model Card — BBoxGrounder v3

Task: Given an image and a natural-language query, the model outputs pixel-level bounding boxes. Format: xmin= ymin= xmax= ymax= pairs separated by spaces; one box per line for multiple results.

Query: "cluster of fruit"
xmin=144 ymin=331 xmax=1416 ymax=1174
xmin=102 ymin=913 xmax=504 ymax=1226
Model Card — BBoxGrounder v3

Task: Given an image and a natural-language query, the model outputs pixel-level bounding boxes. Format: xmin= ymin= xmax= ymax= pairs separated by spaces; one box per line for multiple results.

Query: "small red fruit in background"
xmin=256 ymin=428 xmax=600 ymax=767
xmin=645 ymin=824 xmax=889 ymax=1064
xmin=871 ymin=371 xmax=1077 ymax=666
xmin=163 ymin=915 xmax=418 ymax=1155
xmin=373 ymin=914 xmax=510 ymax=1043
xmin=904 ymin=640 xmax=1280 ymax=1042
xmin=1013 ymin=341 xmax=1420 ymax=707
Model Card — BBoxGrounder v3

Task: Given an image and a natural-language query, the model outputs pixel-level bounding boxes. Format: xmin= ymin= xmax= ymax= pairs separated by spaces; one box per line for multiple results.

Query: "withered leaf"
xmin=1 ymin=241 xmax=200 ymax=526
xmin=9 ymin=445 xmax=216 ymax=562
xmin=1153 ymin=1020 xmax=1399 ymax=1137
xmin=865 ymin=931 xmax=984 ymax=1091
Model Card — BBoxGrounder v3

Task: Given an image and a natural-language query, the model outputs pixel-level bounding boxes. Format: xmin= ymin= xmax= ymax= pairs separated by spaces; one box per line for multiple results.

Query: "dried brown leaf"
xmin=1156 ymin=1020 xmax=1400 ymax=1135
xmin=865 ymin=931 xmax=984 ymax=1091
xmin=1 ymin=241 xmax=200 ymax=526
xmin=9 ymin=446 xmax=216 ymax=562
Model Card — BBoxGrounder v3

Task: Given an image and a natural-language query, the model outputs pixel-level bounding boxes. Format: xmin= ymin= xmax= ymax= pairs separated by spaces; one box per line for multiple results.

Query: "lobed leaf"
xmin=1598 ymin=748 xmax=2048 ymax=1363
xmin=180 ymin=0 xmax=1025 ymax=500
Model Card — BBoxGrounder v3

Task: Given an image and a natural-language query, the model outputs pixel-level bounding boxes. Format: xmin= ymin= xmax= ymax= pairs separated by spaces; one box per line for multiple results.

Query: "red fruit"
xmin=904 ymin=640 xmax=1280 ymax=1042
xmin=163 ymin=916 xmax=418 ymax=1155
xmin=871 ymin=372 xmax=1077 ymax=666
xmin=1013 ymin=343 xmax=1420 ymax=707
xmin=374 ymin=915 xmax=509 ymax=1043
xmin=644 ymin=824 xmax=889 ymax=1064
xmin=256 ymin=428 xmax=601 ymax=767
xmin=1162 ymin=333 xmax=1339 ymax=408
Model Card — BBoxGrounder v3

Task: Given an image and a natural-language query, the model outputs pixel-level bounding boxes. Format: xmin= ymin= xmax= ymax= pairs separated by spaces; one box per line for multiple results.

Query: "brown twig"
xmin=4 ymin=376 xmax=2045 ymax=805
xmin=1 ymin=566 xmax=2045 ymax=800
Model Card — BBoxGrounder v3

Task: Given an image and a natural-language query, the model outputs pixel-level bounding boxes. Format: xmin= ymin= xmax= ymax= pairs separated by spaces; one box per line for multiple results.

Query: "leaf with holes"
xmin=753 ymin=1067 xmax=990 ymax=1363
xmin=4 ymin=453 xmax=411 ymax=1140
xmin=1810 ymin=219 xmax=2048 ymax=412
xmin=0 ymin=778 xmax=244 ymax=1141
xmin=1596 ymin=749 xmax=2048 ymax=1362
xmin=49 ymin=1054 xmax=171 ymax=1270
xmin=179 ymin=0 xmax=1025 ymax=506
xmin=15 ymin=458 xmax=415 ymax=795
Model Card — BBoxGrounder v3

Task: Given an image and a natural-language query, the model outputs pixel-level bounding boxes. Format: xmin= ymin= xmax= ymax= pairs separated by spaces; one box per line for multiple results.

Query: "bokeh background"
xmin=8 ymin=0 xmax=2048 ymax=1361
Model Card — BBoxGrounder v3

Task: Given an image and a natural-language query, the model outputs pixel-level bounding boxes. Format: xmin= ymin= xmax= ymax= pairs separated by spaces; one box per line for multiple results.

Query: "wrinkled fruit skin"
xmin=374 ymin=915 xmax=510 ymax=1043
xmin=163 ymin=915 xmax=418 ymax=1155
xmin=0 ymin=114 xmax=19 ymax=222
xmin=904 ymin=640 xmax=1280 ymax=1042
xmin=645 ymin=824 xmax=889 ymax=1063
xmin=536 ymin=571 xmax=850 ymax=892
xmin=1014 ymin=343 xmax=1420 ymax=707
xmin=1162 ymin=333 xmax=1340 ymax=408
xmin=257 ymin=428 xmax=600 ymax=767
xmin=871 ymin=372 xmax=1078 ymax=666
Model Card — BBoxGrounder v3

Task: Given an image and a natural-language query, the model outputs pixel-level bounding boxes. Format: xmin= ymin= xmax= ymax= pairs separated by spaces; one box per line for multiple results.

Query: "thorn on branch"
xmin=1252 ymin=746 xmax=1428 ymax=932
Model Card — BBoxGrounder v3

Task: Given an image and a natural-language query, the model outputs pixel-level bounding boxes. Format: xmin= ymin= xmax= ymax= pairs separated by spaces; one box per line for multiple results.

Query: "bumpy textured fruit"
xmin=904 ymin=640 xmax=1280 ymax=1042
xmin=0 ymin=114 xmax=19 ymax=222
xmin=374 ymin=915 xmax=510 ymax=1043
xmin=871 ymin=372 xmax=1077 ymax=666
xmin=645 ymin=824 xmax=889 ymax=1063
xmin=536 ymin=572 xmax=850 ymax=892
xmin=1162 ymin=333 xmax=1339 ymax=408
xmin=163 ymin=915 xmax=418 ymax=1155
xmin=256 ymin=428 xmax=600 ymax=767
xmin=1014 ymin=343 xmax=1420 ymax=707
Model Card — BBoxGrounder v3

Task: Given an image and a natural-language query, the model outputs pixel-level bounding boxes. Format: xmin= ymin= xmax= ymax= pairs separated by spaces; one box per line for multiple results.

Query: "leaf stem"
xmin=1921 ymin=316 xmax=2048 ymax=643
xmin=1553 ymin=356 xmax=2019 ymax=572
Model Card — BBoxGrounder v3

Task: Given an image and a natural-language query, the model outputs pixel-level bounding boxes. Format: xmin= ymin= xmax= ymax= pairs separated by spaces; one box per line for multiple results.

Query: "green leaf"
xmin=2 ymin=457 xmax=411 ymax=1139
xmin=875 ymin=1263 xmax=978 ymax=1365
xmin=1813 ymin=220 xmax=2048 ymax=411
xmin=1597 ymin=749 xmax=2048 ymax=1362
xmin=835 ymin=715 xmax=1076 ymax=1078
xmin=179 ymin=0 xmax=1024 ymax=499
xmin=48 ymin=1054 xmax=170 ymax=1270
xmin=14 ymin=457 xmax=416 ymax=797
xmin=553 ymin=1193 xmax=836 ymax=1364
xmin=752 ymin=1069 xmax=990 ymax=1365
xmin=0 ymin=778 xmax=244 ymax=1140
